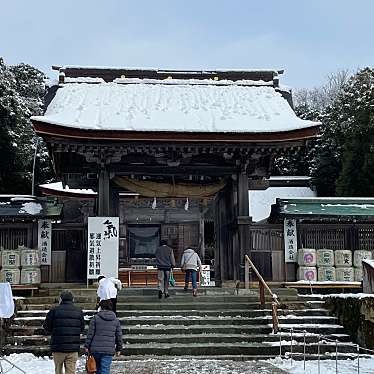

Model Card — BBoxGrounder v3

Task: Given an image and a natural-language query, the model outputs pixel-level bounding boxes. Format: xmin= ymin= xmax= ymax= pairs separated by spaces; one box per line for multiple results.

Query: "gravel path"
xmin=77 ymin=358 xmax=288 ymax=373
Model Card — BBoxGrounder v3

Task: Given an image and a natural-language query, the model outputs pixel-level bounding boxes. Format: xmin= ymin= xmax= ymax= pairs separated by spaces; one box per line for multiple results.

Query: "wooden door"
xmin=51 ymin=251 xmax=66 ymax=283
xmin=52 ymin=227 xmax=86 ymax=283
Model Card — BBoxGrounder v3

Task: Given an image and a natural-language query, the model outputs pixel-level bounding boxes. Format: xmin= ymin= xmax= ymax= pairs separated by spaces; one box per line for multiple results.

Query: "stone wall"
xmin=327 ymin=295 xmax=374 ymax=349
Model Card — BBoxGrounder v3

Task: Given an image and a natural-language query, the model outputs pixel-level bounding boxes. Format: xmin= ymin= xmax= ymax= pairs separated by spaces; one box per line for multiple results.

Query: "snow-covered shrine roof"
xmin=32 ymin=78 xmax=319 ymax=136
xmin=0 ymin=195 xmax=62 ymax=220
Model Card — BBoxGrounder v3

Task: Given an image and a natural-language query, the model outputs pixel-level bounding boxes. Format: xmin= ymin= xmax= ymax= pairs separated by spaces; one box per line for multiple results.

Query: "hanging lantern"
xmin=171 ymin=199 xmax=176 ymax=208
xmin=203 ymin=198 xmax=208 ymax=208
xmin=152 ymin=196 xmax=157 ymax=210
xmin=184 ymin=197 xmax=189 ymax=211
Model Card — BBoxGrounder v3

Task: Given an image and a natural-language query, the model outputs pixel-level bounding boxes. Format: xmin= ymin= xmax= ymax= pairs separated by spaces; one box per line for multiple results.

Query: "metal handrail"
xmin=244 ymin=254 xmax=279 ymax=333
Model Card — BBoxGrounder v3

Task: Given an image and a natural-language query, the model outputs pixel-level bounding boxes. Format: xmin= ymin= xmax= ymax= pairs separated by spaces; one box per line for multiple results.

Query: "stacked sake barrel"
xmin=335 ymin=250 xmax=354 ymax=282
xmin=0 ymin=246 xmax=41 ymax=284
xmin=353 ymin=250 xmax=372 ymax=282
xmin=297 ymin=248 xmax=317 ymax=281
xmin=0 ymin=249 xmax=21 ymax=284
xmin=316 ymin=249 xmax=336 ymax=281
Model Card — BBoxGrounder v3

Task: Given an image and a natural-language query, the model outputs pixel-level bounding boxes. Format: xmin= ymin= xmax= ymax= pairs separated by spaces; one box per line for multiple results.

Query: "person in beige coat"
xmin=180 ymin=247 xmax=202 ymax=296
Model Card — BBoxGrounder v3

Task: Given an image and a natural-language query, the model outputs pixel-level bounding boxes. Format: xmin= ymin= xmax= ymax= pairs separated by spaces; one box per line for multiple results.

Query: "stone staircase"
xmin=4 ymin=286 xmax=358 ymax=360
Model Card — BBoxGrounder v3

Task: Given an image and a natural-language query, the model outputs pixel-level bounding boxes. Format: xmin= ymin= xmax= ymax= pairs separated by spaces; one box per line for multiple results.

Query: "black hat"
xmin=60 ymin=290 xmax=73 ymax=301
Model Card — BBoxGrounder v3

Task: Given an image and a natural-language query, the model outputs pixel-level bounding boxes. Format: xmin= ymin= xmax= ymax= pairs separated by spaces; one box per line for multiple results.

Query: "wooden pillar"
xmin=110 ymin=186 xmax=120 ymax=217
xmin=199 ymin=210 xmax=205 ymax=261
xmin=231 ymin=178 xmax=239 ymax=281
xmin=98 ymin=167 xmax=110 ymax=216
xmin=214 ymin=192 xmax=224 ymax=286
xmin=237 ymin=169 xmax=251 ymax=281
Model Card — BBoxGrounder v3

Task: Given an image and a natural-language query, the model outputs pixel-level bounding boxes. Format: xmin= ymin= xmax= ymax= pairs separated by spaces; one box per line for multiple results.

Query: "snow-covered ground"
xmin=268 ymin=356 xmax=374 ymax=374
xmin=0 ymin=353 xmax=85 ymax=374
xmin=0 ymin=355 xmax=285 ymax=374
xmin=2 ymin=353 xmax=374 ymax=373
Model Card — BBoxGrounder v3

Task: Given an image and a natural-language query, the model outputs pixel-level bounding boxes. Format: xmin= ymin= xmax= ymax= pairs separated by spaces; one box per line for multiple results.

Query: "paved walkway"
xmin=78 ymin=358 xmax=288 ymax=373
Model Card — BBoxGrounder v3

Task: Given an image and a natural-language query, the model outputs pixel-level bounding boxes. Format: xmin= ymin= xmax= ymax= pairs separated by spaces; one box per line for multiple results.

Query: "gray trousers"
xmin=157 ymin=269 xmax=170 ymax=294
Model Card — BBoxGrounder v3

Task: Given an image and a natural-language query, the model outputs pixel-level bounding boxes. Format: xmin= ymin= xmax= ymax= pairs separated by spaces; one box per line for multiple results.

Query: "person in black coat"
xmin=85 ymin=299 xmax=122 ymax=374
xmin=43 ymin=290 xmax=85 ymax=374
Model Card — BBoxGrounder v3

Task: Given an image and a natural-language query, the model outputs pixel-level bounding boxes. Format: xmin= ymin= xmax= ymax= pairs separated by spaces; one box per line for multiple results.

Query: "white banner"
xmin=38 ymin=219 xmax=52 ymax=265
xmin=87 ymin=217 xmax=119 ymax=279
xmin=200 ymin=265 xmax=212 ymax=286
xmin=284 ymin=218 xmax=298 ymax=263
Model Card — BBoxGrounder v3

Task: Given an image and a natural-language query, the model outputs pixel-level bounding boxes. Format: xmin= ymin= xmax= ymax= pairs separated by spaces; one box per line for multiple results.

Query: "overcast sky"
xmin=1 ymin=0 xmax=373 ymax=88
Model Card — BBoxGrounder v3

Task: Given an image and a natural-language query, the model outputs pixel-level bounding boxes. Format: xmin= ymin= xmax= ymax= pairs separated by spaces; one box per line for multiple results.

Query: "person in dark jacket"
xmin=85 ymin=299 xmax=122 ymax=374
xmin=155 ymin=240 xmax=176 ymax=299
xmin=43 ymin=290 xmax=85 ymax=374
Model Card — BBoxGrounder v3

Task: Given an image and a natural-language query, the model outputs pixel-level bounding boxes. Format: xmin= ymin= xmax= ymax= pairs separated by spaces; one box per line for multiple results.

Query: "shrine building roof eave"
xmin=40 ymin=185 xmax=96 ymax=199
xmin=32 ymin=120 xmax=319 ymax=143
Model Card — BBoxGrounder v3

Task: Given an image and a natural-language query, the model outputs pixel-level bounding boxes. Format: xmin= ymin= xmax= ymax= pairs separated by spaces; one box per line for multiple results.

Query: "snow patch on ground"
xmin=0 ymin=353 xmax=71 ymax=374
xmin=0 ymin=354 xmax=285 ymax=374
xmin=4 ymin=354 xmax=374 ymax=374
xmin=268 ymin=356 xmax=374 ymax=373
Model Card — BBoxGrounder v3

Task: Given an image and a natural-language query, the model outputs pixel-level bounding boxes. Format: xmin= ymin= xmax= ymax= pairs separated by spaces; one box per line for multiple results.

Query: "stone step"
xmin=121 ymin=342 xmax=357 ymax=356
xmin=120 ymin=315 xmax=337 ymax=327
xmin=123 ymin=324 xmax=345 ymax=335
xmin=117 ymin=287 xmax=297 ymax=296
xmin=113 ymin=301 xmax=324 ymax=310
xmin=15 ymin=307 xmax=331 ymax=318
xmin=7 ymin=332 xmax=352 ymax=346
xmin=8 ymin=320 xmax=347 ymax=337
xmin=18 ymin=299 xmax=325 ymax=311
xmin=116 ymin=295 xmax=300 ymax=302
xmin=123 ymin=332 xmax=352 ymax=344
xmin=137 ymin=333 xmax=351 ymax=343
xmin=8 ymin=324 xmax=272 ymax=336
xmin=22 ymin=296 xmax=97 ymax=304
xmin=42 ymin=289 xmax=97 ymax=297
xmin=17 ymin=309 xmax=96 ymax=317
xmin=114 ymin=353 xmax=363 ymax=361
xmin=23 ymin=303 xmax=95 ymax=311
xmin=12 ymin=314 xmax=338 ymax=327
xmin=6 ymin=287 xmax=354 ymax=360
xmin=2 ymin=342 xmax=357 ymax=357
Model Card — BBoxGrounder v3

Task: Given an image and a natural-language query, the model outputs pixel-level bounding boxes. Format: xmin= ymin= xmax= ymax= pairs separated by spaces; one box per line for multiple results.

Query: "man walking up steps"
xmin=155 ymin=240 xmax=176 ymax=299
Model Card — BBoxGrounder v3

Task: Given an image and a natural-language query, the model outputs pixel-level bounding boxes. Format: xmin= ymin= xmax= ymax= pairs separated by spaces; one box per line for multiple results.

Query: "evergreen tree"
xmin=272 ymin=70 xmax=349 ymax=179
xmin=0 ymin=58 xmax=53 ymax=194
xmin=334 ymin=68 xmax=374 ymax=196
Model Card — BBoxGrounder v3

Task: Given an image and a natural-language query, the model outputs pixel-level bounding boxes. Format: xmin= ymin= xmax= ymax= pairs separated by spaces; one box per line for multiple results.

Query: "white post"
xmin=335 ymin=340 xmax=338 ymax=374
xmin=317 ymin=335 xmax=321 ymax=374
xmin=303 ymin=330 xmax=306 ymax=371
xmin=290 ymin=328 xmax=293 ymax=367
xmin=357 ymin=344 xmax=360 ymax=374
xmin=245 ymin=259 xmax=250 ymax=289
